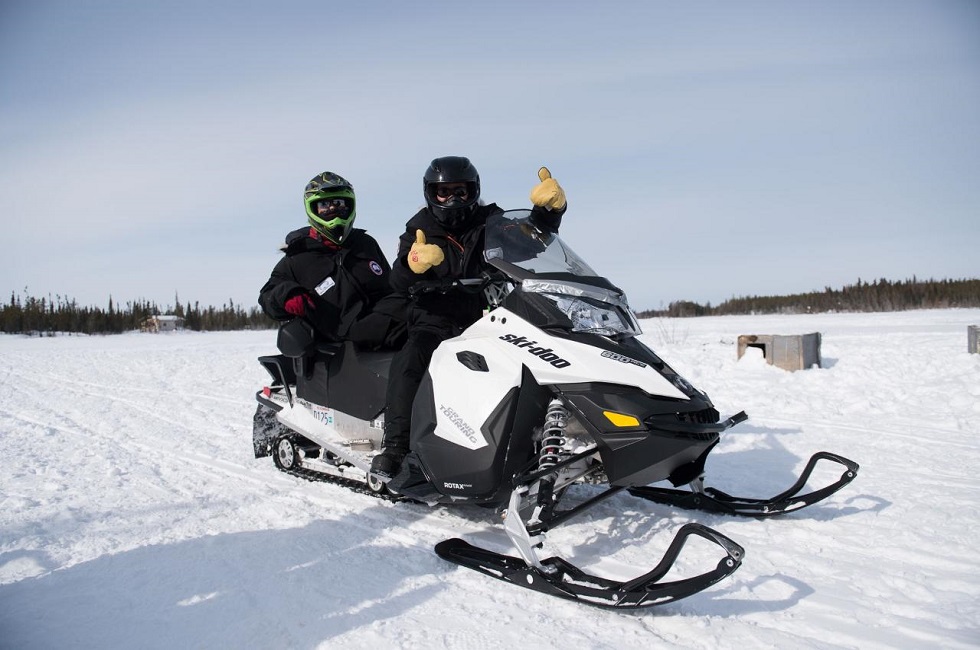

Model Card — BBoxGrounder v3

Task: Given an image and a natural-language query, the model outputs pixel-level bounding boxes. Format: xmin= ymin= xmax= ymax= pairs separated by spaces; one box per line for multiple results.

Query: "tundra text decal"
xmin=498 ymin=334 xmax=571 ymax=368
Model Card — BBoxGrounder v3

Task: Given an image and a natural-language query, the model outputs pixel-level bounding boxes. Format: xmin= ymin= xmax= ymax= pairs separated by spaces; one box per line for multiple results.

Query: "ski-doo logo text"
xmin=498 ymin=334 xmax=571 ymax=368
xmin=601 ymin=350 xmax=647 ymax=368
xmin=439 ymin=405 xmax=480 ymax=444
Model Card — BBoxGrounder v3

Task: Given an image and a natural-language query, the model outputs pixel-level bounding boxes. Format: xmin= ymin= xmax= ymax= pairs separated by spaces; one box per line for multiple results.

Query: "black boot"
xmin=370 ymin=447 xmax=407 ymax=480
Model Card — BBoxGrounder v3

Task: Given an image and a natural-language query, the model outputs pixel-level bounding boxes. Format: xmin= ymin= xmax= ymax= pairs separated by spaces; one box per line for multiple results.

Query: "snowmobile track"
xmin=276 ymin=462 xmax=399 ymax=502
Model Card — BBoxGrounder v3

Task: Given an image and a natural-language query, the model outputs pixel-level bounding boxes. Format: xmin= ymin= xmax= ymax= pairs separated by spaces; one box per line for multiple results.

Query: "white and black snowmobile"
xmin=253 ymin=209 xmax=859 ymax=609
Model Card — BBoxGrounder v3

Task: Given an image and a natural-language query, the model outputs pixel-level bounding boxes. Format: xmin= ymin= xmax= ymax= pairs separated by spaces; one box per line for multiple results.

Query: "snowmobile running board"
xmin=628 ymin=451 xmax=860 ymax=517
xmin=435 ymin=523 xmax=744 ymax=609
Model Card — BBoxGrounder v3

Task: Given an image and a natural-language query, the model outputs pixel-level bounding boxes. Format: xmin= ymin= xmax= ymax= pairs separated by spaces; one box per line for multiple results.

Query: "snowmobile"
xmin=252 ymin=209 xmax=859 ymax=609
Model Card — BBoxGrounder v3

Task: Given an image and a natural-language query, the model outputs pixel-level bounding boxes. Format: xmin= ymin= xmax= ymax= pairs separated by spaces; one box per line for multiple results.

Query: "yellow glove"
xmin=529 ymin=166 xmax=566 ymax=211
xmin=407 ymin=229 xmax=445 ymax=274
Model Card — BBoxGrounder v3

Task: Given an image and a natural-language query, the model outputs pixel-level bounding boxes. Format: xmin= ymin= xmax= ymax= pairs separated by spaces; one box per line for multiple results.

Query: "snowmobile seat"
xmin=355 ymin=349 xmax=396 ymax=381
xmin=295 ymin=341 xmax=390 ymax=420
xmin=273 ymin=319 xmax=344 ymax=385
xmin=276 ymin=318 xmax=342 ymax=359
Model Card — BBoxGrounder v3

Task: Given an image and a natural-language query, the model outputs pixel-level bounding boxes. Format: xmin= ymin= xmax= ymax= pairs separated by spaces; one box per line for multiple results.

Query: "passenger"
xmin=371 ymin=157 xmax=567 ymax=478
xmin=259 ymin=172 xmax=406 ymax=351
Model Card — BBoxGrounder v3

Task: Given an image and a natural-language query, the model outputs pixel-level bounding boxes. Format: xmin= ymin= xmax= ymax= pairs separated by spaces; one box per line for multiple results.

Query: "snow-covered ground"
xmin=1 ymin=309 xmax=978 ymax=649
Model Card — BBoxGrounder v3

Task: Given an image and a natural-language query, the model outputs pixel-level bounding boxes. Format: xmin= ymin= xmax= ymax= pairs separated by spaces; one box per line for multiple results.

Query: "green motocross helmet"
xmin=304 ymin=172 xmax=356 ymax=245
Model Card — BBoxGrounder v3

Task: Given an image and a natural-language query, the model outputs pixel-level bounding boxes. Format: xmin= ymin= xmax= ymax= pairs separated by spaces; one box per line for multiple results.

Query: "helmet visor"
xmin=315 ymin=197 xmax=352 ymax=217
xmin=435 ymin=185 xmax=469 ymax=200
xmin=306 ymin=192 xmax=355 ymax=243
xmin=426 ymin=181 xmax=478 ymax=206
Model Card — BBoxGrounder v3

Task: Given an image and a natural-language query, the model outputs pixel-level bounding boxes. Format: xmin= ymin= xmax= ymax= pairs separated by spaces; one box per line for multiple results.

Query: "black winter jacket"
xmin=259 ymin=227 xmax=404 ymax=345
xmin=390 ymin=203 xmax=563 ymax=336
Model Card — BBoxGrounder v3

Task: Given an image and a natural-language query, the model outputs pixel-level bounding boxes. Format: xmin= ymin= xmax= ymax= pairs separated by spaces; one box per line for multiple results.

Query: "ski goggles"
xmin=316 ymin=198 xmax=351 ymax=214
xmin=434 ymin=185 xmax=469 ymax=200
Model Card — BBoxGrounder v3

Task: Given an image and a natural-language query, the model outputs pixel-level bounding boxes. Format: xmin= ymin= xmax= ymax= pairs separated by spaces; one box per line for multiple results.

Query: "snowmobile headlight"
xmin=603 ymin=410 xmax=640 ymax=427
xmin=522 ymin=279 xmax=641 ymax=336
xmin=549 ymin=295 xmax=638 ymax=336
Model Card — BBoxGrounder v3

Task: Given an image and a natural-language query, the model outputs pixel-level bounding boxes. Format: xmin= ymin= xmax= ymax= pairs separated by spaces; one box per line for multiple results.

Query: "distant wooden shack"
xmin=737 ymin=332 xmax=822 ymax=371
xmin=141 ymin=315 xmax=184 ymax=333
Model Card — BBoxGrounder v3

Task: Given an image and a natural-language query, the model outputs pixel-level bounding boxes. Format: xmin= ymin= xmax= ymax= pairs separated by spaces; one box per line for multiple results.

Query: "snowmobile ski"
xmin=628 ymin=451 xmax=859 ymax=517
xmin=435 ymin=522 xmax=744 ymax=609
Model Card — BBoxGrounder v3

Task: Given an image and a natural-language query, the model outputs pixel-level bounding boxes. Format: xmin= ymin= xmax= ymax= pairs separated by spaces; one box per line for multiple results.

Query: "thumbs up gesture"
xmin=407 ymin=229 xmax=445 ymax=274
xmin=529 ymin=166 xmax=566 ymax=211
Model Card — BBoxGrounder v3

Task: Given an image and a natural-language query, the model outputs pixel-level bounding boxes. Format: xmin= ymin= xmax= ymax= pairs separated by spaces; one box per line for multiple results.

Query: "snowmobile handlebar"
xmin=407 ymin=273 xmax=505 ymax=297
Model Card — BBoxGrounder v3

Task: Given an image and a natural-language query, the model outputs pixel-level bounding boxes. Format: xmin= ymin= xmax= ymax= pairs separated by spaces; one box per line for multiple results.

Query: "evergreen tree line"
xmin=4 ymin=276 xmax=978 ymax=334
xmin=635 ymin=277 xmax=980 ymax=319
xmin=1 ymin=291 xmax=277 ymax=335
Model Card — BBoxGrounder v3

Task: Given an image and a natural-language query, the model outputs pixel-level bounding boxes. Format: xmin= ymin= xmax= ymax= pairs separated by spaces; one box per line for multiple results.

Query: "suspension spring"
xmin=538 ymin=398 xmax=569 ymax=471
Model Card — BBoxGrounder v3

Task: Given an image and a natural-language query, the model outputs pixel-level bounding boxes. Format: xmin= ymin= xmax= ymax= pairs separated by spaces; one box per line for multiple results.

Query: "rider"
xmin=259 ymin=171 xmax=406 ymax=350
xmin=371 ymin=156 xmax=567 ymax=478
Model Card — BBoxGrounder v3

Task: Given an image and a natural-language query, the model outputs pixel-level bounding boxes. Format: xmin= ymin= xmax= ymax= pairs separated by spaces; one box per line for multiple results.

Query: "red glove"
xmin=283 ymin=292 xmax=315 ymax=317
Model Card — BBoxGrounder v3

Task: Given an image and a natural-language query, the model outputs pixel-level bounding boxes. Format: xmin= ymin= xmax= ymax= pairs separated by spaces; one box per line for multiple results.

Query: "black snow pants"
xmin=381 ymin=328 xmax=446 ymax=452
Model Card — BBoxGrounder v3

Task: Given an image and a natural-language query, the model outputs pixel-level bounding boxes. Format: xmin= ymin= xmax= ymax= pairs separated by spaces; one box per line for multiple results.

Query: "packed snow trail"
xmin=1 ymin=310 xmax=978 ymax=649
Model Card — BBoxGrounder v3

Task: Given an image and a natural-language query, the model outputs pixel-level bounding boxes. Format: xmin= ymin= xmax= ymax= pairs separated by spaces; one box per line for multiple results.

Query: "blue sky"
xmin=2 ymin=0 xmax=978 ymax=313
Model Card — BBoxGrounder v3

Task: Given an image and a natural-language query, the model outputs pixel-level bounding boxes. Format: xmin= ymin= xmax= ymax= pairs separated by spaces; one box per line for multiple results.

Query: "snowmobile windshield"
xmin=485 ymin=210 xmax=642 ymax=337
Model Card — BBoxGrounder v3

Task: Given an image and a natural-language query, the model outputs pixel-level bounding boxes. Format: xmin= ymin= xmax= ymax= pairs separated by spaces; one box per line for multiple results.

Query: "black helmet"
xmin=304 ymin=172 xmax=356 ymax=244
xmin=423 ymin=156 xmax=480 ymax=229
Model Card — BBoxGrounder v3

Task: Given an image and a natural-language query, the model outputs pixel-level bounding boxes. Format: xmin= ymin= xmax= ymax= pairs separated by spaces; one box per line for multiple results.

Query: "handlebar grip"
xmin=408 ymin=277 xmax=489 ymax=296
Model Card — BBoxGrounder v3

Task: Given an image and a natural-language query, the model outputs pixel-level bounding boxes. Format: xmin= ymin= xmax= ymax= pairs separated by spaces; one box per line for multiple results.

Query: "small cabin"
xmin=737 ymin=332 xmax=822 ymax=371
xmin=141 ymin=315 xmax=185 ymax=333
